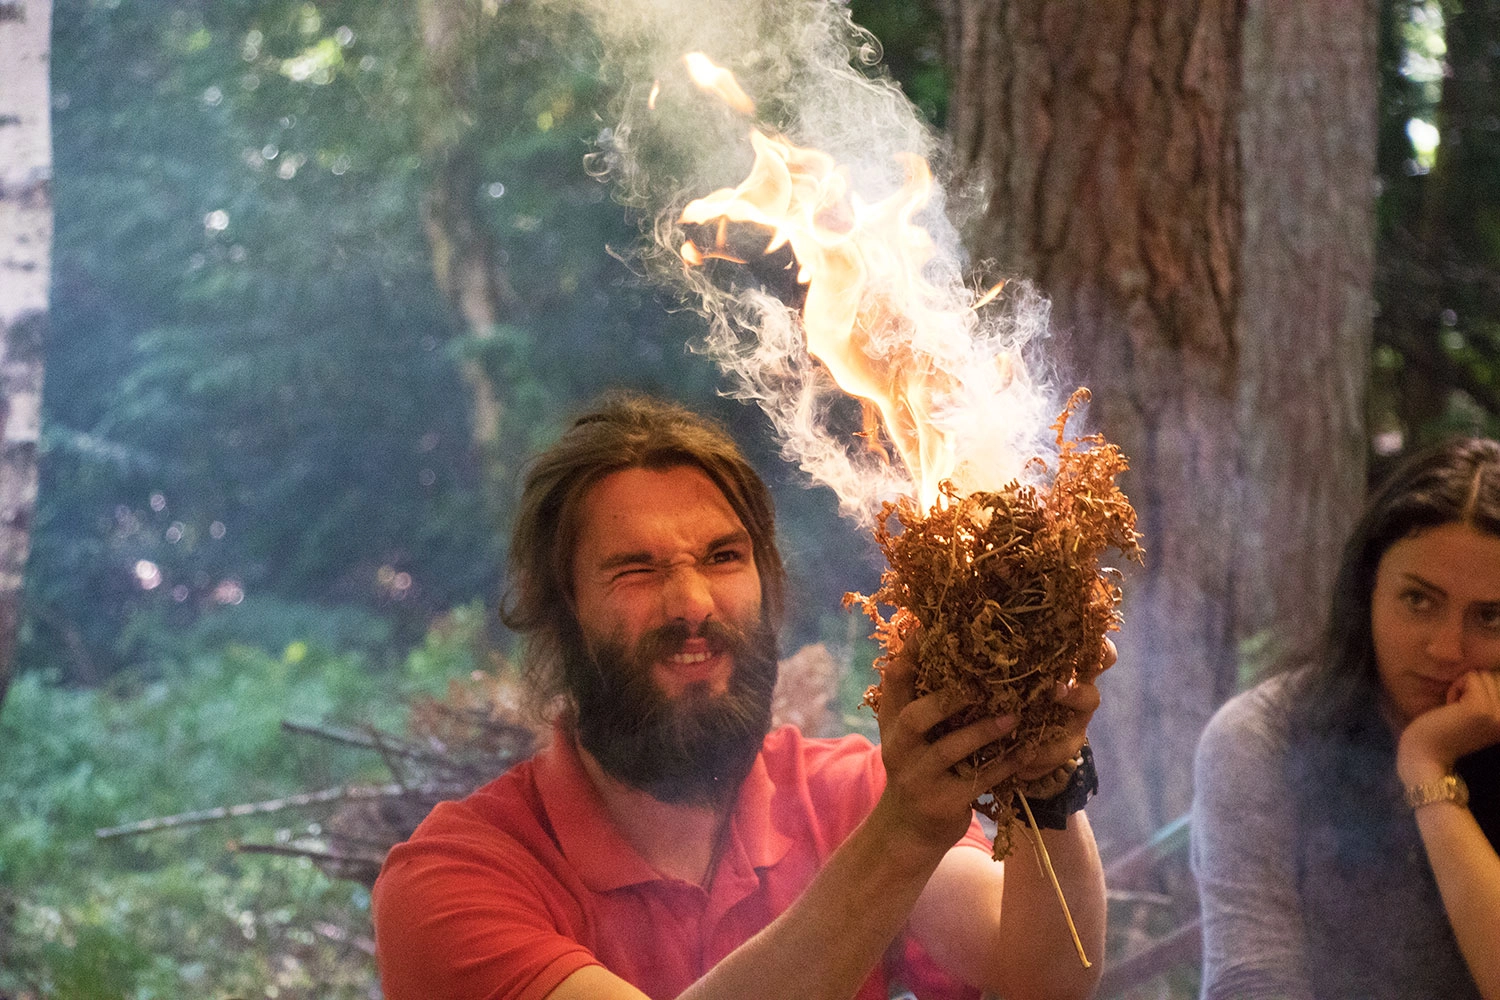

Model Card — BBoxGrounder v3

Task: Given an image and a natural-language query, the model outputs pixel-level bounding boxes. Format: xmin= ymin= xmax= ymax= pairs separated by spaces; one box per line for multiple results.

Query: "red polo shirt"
xmin=373 ymin=725 xmax=988 ymax=1000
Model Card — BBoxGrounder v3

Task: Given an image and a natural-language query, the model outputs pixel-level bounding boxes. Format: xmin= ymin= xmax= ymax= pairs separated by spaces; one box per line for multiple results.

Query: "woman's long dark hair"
xmin=1287 ymin=437 xmax=1500 ymax=859
xmin=1294 ymin=437 xmax=1500 ymax=729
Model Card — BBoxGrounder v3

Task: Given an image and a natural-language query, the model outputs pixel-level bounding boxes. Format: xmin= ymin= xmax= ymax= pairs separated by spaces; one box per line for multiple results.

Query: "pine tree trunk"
xmin=0 ymin=0 xmax=52 ymax=710
xmin=941 ymin=0 xmax=1374 ymax=847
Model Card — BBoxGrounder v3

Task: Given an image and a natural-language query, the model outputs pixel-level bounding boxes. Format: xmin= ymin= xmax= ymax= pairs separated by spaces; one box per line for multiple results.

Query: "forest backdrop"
xmin=0 ymin=0 xmax=1497 ymax=997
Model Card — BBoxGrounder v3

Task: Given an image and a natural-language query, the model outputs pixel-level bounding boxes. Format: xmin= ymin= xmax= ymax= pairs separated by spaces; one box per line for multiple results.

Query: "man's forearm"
xmin=676 ymin=799 xmax=953 ymax=1000
xmin=995 ymin=812 xmax=1107 ymax=998
xmin=905 ymin=812 xmax=1105 ymax=1000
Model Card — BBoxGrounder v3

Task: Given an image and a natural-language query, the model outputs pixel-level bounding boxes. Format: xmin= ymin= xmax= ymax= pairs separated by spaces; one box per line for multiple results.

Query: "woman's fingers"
xmin=1449 ymin=669 xmax=1500 ymax=707
xmin=1403 ymin=670 xmax=1500 ymax=771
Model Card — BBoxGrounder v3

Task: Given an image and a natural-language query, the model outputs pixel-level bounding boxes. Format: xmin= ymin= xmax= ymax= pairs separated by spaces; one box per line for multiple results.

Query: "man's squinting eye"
xmin=709 ymin=548 xmax=747 ymax=565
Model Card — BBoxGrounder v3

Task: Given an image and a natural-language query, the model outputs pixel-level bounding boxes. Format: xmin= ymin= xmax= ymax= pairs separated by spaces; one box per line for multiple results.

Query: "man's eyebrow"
xmin=594 ymin=531 xmax=752 ymax=573
xmin=707 ymin=530 xmax=753 ymax=552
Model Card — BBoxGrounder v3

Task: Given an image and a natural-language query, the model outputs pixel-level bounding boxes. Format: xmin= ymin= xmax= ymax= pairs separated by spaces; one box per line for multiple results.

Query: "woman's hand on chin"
xmin=1398 ymin=670 xmax=1500 ymax=784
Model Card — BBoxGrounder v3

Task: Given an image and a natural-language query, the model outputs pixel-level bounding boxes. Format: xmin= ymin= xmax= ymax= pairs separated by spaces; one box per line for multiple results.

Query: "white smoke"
xmin=560 ymin=0 xmax=1057 ymax=523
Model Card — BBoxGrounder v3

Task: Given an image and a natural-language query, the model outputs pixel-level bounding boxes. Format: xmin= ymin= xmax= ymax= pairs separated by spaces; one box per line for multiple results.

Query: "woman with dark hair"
xmin=1192 ymin=437 xmax=1500 ymax=1000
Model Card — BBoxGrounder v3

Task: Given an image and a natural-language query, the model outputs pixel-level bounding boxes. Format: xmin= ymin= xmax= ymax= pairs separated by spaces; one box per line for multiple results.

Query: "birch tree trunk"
xmin=941 ymin=0 xmax=1375 ymax=848
xmin=0 ymin=0 xmax=53 ymax=710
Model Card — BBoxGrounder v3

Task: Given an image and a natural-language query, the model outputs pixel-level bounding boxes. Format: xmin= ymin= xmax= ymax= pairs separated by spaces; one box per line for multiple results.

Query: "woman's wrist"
xmin=1403 ymin=772 xmax=1469 ymax=811
xmin=1395 ymin=713 xmax=1462 ymax=784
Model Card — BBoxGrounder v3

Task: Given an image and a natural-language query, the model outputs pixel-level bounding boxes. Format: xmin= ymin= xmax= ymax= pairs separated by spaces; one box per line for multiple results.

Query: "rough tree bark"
xmin=0 ymin=0 xmax=52 ymax=711
xmin=941 ymin=0 xmax=1374 ymax=847
xmin=417 ymin=0 xmax=512 ymax=480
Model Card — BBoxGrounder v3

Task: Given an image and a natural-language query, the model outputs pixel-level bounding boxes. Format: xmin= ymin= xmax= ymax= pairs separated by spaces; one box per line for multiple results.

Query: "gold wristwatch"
xmin=1404 ymin=773 xmax=1469 ymax=811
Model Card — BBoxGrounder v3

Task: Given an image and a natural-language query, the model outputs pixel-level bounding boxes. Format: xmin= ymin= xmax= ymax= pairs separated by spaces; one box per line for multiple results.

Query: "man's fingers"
xmin=876 ymin=646 xmax=918 ymax=720
xmin=1015 ymin=730 xmax=1088 ymax=781
xmin=927 ymin=713 xmax=1018 ymax=768
xmin=1053 ymin=680 xmax=1101 ymax=716
xmin=1074 ymin=638 xmax=1117 ymax=686
xmin=896 ymin=690 xmax=954 ymax=739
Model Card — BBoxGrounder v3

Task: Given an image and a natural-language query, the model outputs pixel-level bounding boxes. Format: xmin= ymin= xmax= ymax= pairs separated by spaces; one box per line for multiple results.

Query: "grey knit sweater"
xmin=1190 ymin=673 xmax=1480 ymax=1000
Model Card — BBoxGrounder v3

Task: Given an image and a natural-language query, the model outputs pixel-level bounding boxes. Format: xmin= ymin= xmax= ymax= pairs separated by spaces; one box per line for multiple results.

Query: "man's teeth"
xmin=669 ymin=650 xmax=712 ymax=665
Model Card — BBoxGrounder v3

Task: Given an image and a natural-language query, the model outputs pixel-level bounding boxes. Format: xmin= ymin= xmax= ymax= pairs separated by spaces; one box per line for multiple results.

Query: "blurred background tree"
xmin=0 ymin=0 xmax=52 ymax=708
xmin=1371 ymin=0 xmax=1500 ymax=455
xmin=936 ymin=0 xmax=1375 ymax=849
xmin=0 ymin=0 xmax=1495 ymax=996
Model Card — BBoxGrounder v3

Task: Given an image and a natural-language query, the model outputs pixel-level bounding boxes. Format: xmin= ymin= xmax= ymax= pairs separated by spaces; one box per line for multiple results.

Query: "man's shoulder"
xmin=759 ymin=725 xmax=882 ymax=794
xmin=404 ymin=752 xmax=549 ymax=846
xmin=753 ymin=726 xmax=885 ymax=844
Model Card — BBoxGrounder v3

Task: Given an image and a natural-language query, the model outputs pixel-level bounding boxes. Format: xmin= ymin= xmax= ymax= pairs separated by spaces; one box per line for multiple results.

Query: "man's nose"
xmin=661 ymin=565 xmax=714 ymax=627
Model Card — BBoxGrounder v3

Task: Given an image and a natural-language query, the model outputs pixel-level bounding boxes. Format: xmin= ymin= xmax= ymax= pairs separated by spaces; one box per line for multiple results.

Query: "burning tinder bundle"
xmin=847 ymin=388 xmax=1143 ymax=860
xmin=626 ymin=39 xmax=1146 ymax=965
xmin=657 ymin=51 xmax=1146 ymax=883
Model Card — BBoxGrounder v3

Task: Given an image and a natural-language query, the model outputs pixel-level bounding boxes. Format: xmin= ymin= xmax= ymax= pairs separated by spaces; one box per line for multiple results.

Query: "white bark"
xmin=0 ymin=0 xmax=53 ymax=704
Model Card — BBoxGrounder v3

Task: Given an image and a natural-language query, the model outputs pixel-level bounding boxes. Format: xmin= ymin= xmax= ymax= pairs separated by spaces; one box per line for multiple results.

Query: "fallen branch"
xmin=230 ymin=839 xmax=387 ymax=870
xmin=94 ymin=782 xmax=437 ymax=840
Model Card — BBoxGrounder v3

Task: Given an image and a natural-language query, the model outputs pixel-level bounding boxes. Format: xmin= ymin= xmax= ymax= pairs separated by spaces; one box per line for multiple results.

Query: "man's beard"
xmin=564 ymin=616 xmax=778 ymax=808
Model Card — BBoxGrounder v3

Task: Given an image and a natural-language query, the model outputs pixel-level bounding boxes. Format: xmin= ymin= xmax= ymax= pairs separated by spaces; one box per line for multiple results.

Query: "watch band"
xmin=1017 ymin=742 xmax=1097 ymax=830
xmin=1404 ymin=772 xmax=1469 ymax=811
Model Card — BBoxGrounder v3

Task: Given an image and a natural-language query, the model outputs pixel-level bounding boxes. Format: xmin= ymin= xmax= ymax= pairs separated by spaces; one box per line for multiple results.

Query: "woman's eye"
xmin=1473 ymin=605 xmax=1500 ymax=632
xmin=1400 ymin=589 xmax=1435 ymax=613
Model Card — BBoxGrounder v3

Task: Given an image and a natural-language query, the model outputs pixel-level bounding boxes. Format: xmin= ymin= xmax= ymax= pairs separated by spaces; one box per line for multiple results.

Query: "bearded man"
xmin=372 ymin=393 xmax=1109 ymax=1000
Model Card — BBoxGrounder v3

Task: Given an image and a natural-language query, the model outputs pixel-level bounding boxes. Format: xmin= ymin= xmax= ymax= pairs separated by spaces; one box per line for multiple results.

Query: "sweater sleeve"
xmin=1191 ymin=683 xmax=1317 ymax=1000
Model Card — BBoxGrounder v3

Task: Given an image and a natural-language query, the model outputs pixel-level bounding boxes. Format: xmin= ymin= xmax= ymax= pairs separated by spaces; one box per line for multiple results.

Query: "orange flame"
xmin=682 ymin=126 xmax=1017 ymax=509
xmin=972 ymin=279 xmax=1007 ymax=311
xmin=674 ymin=57 xmax=1043 ymax=515
xmin=683 ymin=53 xmax=756 ymax=117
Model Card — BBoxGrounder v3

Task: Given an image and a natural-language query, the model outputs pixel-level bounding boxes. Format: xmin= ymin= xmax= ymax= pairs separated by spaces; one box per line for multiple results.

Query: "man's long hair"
xmin=501 ymin=393 xmax=786 ymax=720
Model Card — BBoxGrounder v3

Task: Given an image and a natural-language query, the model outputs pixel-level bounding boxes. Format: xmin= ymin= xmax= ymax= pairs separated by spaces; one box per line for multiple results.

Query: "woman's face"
xmin=1370 ymin=521 xmax=1500 ymax=726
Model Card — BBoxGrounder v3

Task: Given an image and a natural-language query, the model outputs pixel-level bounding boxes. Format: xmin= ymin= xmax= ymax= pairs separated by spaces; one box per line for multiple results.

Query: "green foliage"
xmin=847 ymin=0 xmax=949 ymax=126
xmin=115 ymin=595 xmax=394 ymax=669
xmin=400 ymin=598 xmax=502 ymax=697
xmin=1370 ymin=0 xmax=1500 ymax=457
xmin=34 ymin=0 xmax=501 ymax=680
xmin=32 ymin=0 xmax=875 ymax=688
xmin=0 ymin=602 xmax=500 ymax=998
